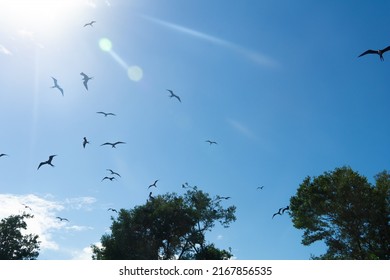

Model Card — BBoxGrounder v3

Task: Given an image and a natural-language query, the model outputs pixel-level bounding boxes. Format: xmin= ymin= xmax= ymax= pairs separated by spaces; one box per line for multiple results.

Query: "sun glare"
xmin=1 ymin=0 xmax=86 ymax=32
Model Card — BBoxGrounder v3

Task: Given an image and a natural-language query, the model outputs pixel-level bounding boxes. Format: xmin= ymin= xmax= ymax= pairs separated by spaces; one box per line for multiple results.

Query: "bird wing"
xmin=101 ymin=142 xmax=112 ymax=146
xmin=114 ymin=141 xmax=126 ymax=145
xmin=358 ymin=49 xmax=377 ymax=57
xmin=175 ymin=95 xmax=181 ymax=102
xmin=51 ymin=77 xmax=57 ymax=85
xmin=382 ymin=45 xmax=390 ymax=54
xmin=37 ymin=161 xmax=45 ymax=170
xmin=83 ymin=80 xmax=88 ymax=90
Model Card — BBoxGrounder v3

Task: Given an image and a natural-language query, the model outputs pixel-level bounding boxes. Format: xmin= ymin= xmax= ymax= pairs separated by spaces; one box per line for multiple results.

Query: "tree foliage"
xmin=92 ymin=187 xmax=236 ymax=260
xmin=0 ymin=213 xmax=40 ymax=260
xmin=290 ymin=166 xmax=390 ymax=259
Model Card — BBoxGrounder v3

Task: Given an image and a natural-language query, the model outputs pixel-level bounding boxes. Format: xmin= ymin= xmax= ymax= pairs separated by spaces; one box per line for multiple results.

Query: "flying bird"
xmin=358 ymin=45 xmax=390 ymax=61
xmin=167 ymin=89 xmax=181 ymax=102
xmin=22 ymin=204 xmax=32 ymax=211
xmin=96 ymin=111 xmax=116 ymax=117
xmin=257 ymin=186 xmax=264 ymax=190
xmin=50 ymin=77 xmax=64 ymax=96
xmin=84 ymin=20 xmax=96 ymax=27
xmin=102 ymin=176 xmax=116 ymax=182
xmin=272 ymin=208 xmax=283 ymax=219
xmin=107 ymin=169 xmax=121 ymax=177
xmin=107 ymin=208 xmax=118 ymax=213
xmin=83 ymin=137 xmax=90 ymax=148
xmin=100 ymin=141 xmax=126 ymax=148
xmin=37 ymin=155 xmax=57 ymax=170
xmin=205 ymin=140 xmax=218 ymax=145
xmin=148 ymin=180 xmax=159 ymax=189
xmin=80 ymin=72 xmax=93 ymax=90
xmin=281 ymin=206 xmax=289 ymax=214
xmin=56 ymin=216 xmax=69 ymax=222
xmin=0 ymin=153 xmax=8 ymax=158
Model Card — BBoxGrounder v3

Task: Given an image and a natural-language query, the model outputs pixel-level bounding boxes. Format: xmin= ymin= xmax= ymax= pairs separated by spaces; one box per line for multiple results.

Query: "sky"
xmin=0 ymin=0 xmax=389 ymax=260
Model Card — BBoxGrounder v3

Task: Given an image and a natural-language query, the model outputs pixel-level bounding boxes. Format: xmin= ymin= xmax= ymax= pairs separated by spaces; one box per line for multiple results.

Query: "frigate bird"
xmin=107 ymin=208 xmax=118 ymax=213
xmin=107 ymin=169 xmax=121 ymax=177
xmin=167 ymin=89 xmax=181 ymax=102
xmin=84 ymin=20 xmax=96 ymax=27
xmin=216 ymin=195 xmax=231 ymax=200
xmin=96 ymin=111 xmax=116 ymax=117
xmin=83 ymin=137 xmax=90 ymax=148
xmin=50 ymin=77 xmax=63 ymax=96
xmin=56 ymin=216 xmax=69 ymax=222
xmin=102 ymin=176 xmax=116 ymax=182
xmin=148 ymin=180 xmax=159 ymax=189
xmin=257 ymin=186 xmax=264 ymax=190
xmin=37 ymin=155 xmax=57 ymax=170
xmin=100 ymin=141 xmax=126 ymax=148
xmin=206 ymin=140 xmax=218 ymax=145
xmin=358 ymin=45 xmax=390 ymax=61
xmin=0 ymin=153 xmax=8 ymax=158
xmin=272 ymin=208 xmax=283 ymax=219
xmin=80 ymin=72 xmax=93 ymax=90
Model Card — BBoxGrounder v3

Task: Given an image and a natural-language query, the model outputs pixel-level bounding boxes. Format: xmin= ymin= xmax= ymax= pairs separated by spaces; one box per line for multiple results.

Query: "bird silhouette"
xmin=0 ymin=153 xmax=8 ymax=158
xmin=50 ymin=77 xmax=64 ymax=96
xmin=56 ymin=216 xmax=69 ymax=222
xmin=37 ymin=155 xmax=57 ymax=170
xmin=358 ymin=45 xmax=390 ymax=61
xmin=281 ymin=206 xmax=289 ymax=214
xmin=102 ymin=176 xmax=116 ymax=182
xmin=216 ymin=195 xmax=231 ymax=200
xmin=167 ymin=89 xmax=181 ymax=102
xmin=80 ymin=72 xmax=93 ymax=90
xmin=22 ymin=204 xmax=32 ymax=211
xmin=100 ymin=141 xmax=126 ymax=148
xmin=205 ymin=140 xmax=218 ymax=145
xmin=107 ymin=208 xmax=118 ymax=213
xmin=257 ymin=186 xmax=264 ymax=190
xmin=84 ymin=20 xmax=96 ymax=27
xmin=83 ymin=137 xmax=90 ymax=148
xmin=148 ymin=180 xmax=159 ymax=189
xmin=107 ymin=169 xmax=121 ymax=177
xmin=96 ymin=111 xmax=116 ymax=117
xmin=149 ymin=192 xmax=155 ymax=200
xmin=272 ymin=208 xmax=284 ymax=219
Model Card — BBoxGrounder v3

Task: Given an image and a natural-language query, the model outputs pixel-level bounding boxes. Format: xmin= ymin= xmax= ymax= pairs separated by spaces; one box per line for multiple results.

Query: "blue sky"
xmin=0 ymin=0 xmax=389 ymax=260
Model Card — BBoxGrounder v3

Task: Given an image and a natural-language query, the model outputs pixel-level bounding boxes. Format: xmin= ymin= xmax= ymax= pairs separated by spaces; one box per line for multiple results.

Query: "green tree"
xmin=92 ymin=187 xmax=236 ymax=260
xmin=0 ymin=213 xmax=40 ymax=260
xmin=290 ymin=166 xmax=390 ymax=259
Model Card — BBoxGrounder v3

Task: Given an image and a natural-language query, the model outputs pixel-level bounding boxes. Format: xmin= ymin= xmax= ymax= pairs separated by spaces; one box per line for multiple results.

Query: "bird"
xmin=96 ymin=111 xmax=116 ymax=117
xmin=358 ymin=45 xmax=390 ymax=61
xmin=100 ymin=141 xmax=126 ymax=148
xmin=80 ymin=72 xmax=93 ymax=90
xmin=148 ymin=180 xmax=159 ymax=189
xmin=272 ymin=208 xmax=283 ymax=219
xmin=216 ymin=195 xmax=231 ymax=200
xmin=206 ymin=140 xmax=218 ymax=145
xmin=167 ymin=89 xmax=181 ymax=102
xmin=102 ymin=176 xmax=116 ymax=182
xmin=0 ymin=153 xmax=8 ymax=158
xmin=84 ymin=20 xmax=96 ymax=27
xmin=22 ymin=204 xmax=32 ymax=211
xmin=149 ymin=192 xmax=155 ymax=200
xmin=257 ymin=186 xmax=264 ymax=190
xmin=37 ymin=155 xmax=57 ymax=170
xmin=281 ymin=206 xmax=289 ymax=214
xmin=83 ymin=137 xmax=90 ymax=148
xmin=50 ymin=77 xmax=64 ymax=96
xmin=56 ymin=216 xmax=69 ymax=222
xmin=107 ymin=169 xmax=121 ymax=177
xmin=107 ymin=208 xmax=118 ymax=213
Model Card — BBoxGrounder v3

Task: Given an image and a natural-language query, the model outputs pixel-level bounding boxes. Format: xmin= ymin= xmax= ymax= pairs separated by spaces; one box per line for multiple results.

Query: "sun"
xmin=1 ymin=0 xmax=87 ymax=33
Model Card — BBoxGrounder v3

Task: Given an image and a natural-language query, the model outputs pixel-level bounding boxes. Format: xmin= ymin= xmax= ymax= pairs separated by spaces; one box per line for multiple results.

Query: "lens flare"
xmin=99 ymin=38 xmax=112 ymax=52
xmin=127 ymin=66 xmax=143 ymax=82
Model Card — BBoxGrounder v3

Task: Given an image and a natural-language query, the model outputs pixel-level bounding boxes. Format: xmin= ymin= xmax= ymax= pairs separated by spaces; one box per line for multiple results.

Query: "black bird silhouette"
xmin=101 ymin=141 xmax=126 ymax=148
xmin=107 ymin=208 xmax=118 ymax=213
xmin=148 ymin=180 xmax=159 ymax=189
xmin=206 ymin=140 xmax=218 ymax=145
xmin=80 ymin=72 xmax=93 ymax=90
xmin=84 ymin=20 xmax=96 ymax=27
xmin=0 ymin=153 xmax=8 ymax=158
xmin=281 ymin=206 xmax=289 ymax=214
xmin=22 ymin=204 xmax=32 ymax=211
xmin=50 ymin=77 xmax=64 ymax=96
xmin=272 ymin=208 xmax=283 ymax=219
xmin=257 ymin=186 xmax=264 ymax=190
xmin=96 ymin=111 xmax=116 ymax=117
xmin=107 ymin=169 xmax=121 ymax=177
xmin=37 ymin=155 xmax=57 ymax=170
xmin=358 ymin=45 xmax=390 ymax=61
xmin=83 ymin=137 xmax=90 ymax=148
xmin=56 ymin=216 xmax=69 ymax=222
xmin=167 ymin=89 xmax=181 ymax=102
xmin=102 ymin=176 xmax=116 ymax=182
xmin=149 ymin=192 xmax=155 ymax=200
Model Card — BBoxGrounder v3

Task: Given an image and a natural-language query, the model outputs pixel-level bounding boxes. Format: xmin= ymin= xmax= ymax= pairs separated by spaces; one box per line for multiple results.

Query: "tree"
xmin=92 ymin=186 xmax=236 ymax=260
xmin=290 ymin=166 xmax=390 ymax=259
xmin=0 ymin=213 xmax=40 ymax=260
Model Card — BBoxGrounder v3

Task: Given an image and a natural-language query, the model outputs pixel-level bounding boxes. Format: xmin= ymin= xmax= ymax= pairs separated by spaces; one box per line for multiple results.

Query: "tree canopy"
xmin=0 ymin=213 xmax=40 ymax=260
xmin=290 ymin=166 xmax=390 ymax=259
xmin=92 ymin=186 xmax=236 ymax=260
